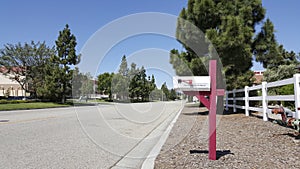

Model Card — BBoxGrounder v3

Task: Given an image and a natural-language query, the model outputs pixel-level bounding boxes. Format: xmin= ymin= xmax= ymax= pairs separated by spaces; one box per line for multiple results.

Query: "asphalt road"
xmin=0 ymin=101 xmax=184 ymax=169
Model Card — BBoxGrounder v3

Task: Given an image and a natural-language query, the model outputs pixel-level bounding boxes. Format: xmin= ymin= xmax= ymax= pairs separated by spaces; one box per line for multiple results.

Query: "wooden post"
xmin=178 ymin=60 xmax=224 ymax=160
xmin=225 ymin=91 xmax=229 ymax=111
xmin=208 ymin=60 xmax=217 ymax=160
xmin=245 ymin=86 xmax=249 ymax=116
xmin=233 ymin=89 xmax=236 ymax=113
xmin=294 ymin=74 xmax=300 ymax=119
xmin=262 ymin=82 xmax=268 ymax=121
xmin=208 ymin=60 xmax=224 ymax=160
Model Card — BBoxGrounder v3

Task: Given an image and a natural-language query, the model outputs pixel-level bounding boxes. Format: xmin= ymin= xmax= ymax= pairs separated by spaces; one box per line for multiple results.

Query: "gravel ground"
xmin=154 ymin=105 xmax=300 ymax=169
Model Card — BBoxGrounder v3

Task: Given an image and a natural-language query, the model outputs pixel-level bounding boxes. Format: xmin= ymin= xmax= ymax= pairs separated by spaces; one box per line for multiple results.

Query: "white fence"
xmin=225 ymin=74 xmax=300 ymax=121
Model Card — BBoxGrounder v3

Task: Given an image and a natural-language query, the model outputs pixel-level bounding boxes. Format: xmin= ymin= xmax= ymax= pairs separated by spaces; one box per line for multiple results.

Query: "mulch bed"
xmin=154 ymin=106 xmax=300 ymax=169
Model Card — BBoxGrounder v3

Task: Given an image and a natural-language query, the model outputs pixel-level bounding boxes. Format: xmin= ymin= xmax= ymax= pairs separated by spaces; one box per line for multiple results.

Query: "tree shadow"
xmin=189 ymin=149 xmax=234 ymax=160
xmin=281 ymin=132 xmax=300 ymax=140
xmin=250 ymin=113 xmax=274 ymax=122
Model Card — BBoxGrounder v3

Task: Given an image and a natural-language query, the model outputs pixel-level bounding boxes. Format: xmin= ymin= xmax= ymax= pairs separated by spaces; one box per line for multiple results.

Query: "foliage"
xmin=0 ymin=100 xmax=32 ymax=104
xmin=112 ymin=56 xmax=130 ymax=100
xmin=173 ymin=0 xmax=266 ymax=90
xmin=129 ymin=66 xmax=156 ymax=102
xmin=149 ymin=88 xmax=163 ymax=101
xmin=97 ymin=56 xmax=157 ymax=102
xmin=253 ymin=19 xmax=299 ymax=69
xmin=160 ymin=82 xmax=169 ymax=101
xmin=160 ymin=82 xmax=179 ymax=101
xmin=264 ymin=65 xmax=298 ymax=109
xmin=97 ymin=72 xmax=114 ymax=100
xmin=112 ymin=73 xmax=129 ymax=100
xmin=263 ymin=64 xmax=298 ymax=82
xmin=169 ymin=89 xmax=178 ymax=101
xmin=118 ymin=55 xmax=129 ymax=76
xmin=0 ymin=41 xmax=55 ymax=98
xmin=72 ymin=67 xmax=83 ymax=98
xmin=79 ymin=73 xmax=94 ymax=98
xmin=39 ymin=24 xmax=80 ymax=103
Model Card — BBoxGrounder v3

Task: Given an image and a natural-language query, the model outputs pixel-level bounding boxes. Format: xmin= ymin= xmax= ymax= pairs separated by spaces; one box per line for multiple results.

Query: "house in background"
xmin=0 ymin=67 xmax=27 ymax=97
xmin=253 ymin=70 xmax=264 ymax=85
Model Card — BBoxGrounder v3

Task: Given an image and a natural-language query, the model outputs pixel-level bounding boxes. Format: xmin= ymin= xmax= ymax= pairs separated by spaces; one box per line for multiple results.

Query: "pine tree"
xmin=173 ymin=0 xmax=266 ymax=90
xmin=169 ymin=89 xmax=178 ymax=101
xmin=253 ymin=19 xmax=282 ymax=68
xmin=113 ymin=55 xmax=129 ymax=101
xmin=253 ymin=19 xmax=299 ymax=69
xmin=161 ymin=82 xmax=169 ymax=101
xmin=118 ymin=55 xmax=129 ymax=76
xmin=50 ymin=24 xmax=80 ymax=103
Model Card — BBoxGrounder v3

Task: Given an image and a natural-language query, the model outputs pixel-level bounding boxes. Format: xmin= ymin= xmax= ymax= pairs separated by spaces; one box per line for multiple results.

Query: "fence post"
xmin=293 ymin=74 xmax=300 ymax=119
xmin=225 ymin=91 xmax=229 ymax=111
xmin=262 ymin=82 xmax=268 ymax=121
xmin=245 ymin=86 xmax=249 ymax=116
xmin=233 ymin=89 xmax=236 ymax=113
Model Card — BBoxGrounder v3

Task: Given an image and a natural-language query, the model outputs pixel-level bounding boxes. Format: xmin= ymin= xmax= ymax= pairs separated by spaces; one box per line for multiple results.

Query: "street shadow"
xmin=0 ymin=120 xmax=9 ymax=122
xmin=73 ymin=103 xmax=98 ymax=107
xmin=189 ymin=149 xmax=234 ymax=160
xmin=183 ymin=111 xmax=209 ymax=116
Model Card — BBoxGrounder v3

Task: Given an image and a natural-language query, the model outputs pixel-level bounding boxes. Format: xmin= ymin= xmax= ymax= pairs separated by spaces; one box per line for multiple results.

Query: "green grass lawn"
xmin=0 ymin=102 xmax=71 ymax=111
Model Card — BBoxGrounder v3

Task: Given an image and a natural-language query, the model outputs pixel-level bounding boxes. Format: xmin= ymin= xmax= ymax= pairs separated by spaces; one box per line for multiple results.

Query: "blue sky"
xmin=0 ymin=0 xmax=299 ymax=87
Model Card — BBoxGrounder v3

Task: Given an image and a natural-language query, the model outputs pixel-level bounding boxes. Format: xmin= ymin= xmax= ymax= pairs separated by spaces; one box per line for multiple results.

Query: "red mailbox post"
xmin=174 ymin=60 xmax=224 ymax=160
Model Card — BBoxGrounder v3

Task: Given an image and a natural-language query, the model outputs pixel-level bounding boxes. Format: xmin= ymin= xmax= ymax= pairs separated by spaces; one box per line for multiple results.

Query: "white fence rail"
xmin=225 ymin=74 xmax=300 ymax=121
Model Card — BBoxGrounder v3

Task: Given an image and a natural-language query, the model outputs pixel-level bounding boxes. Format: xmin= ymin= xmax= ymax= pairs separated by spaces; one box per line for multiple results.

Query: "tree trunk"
xmin=62 ymin=95 xmax=66 ymax=104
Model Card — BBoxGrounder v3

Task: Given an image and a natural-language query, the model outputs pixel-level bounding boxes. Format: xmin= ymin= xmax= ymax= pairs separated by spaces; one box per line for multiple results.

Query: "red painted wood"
xmin=216 ymin=89 xmax=225 ymax=96
xmin=181 ymin=60 xmax=225 ymax=160
xmin=183 ymin=91 xmax=211 ymax=109
xmin=196 ymin=95 xmax=210 ymax=110
xmin=183 ymin=91 xmax=210 ymax=96
xmin=209 ymin=60 xmax=217 ymax=160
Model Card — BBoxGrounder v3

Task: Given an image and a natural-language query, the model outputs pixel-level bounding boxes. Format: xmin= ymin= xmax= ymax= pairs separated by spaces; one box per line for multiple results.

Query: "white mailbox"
xmin=173 ymin=76 xmax=211 ymax=91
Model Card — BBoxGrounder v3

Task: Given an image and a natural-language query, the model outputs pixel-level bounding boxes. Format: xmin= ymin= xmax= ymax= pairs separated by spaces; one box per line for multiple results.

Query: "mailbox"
xmin=173 ymin=76 xmax=210 ymax=92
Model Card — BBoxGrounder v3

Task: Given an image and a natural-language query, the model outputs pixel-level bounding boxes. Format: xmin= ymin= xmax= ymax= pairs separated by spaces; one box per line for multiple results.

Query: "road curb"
xmin=141 ymin=105 xmax=184 ymax=169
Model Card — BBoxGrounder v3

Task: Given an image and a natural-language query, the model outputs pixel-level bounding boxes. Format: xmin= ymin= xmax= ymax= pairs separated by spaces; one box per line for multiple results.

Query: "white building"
xmin=0 ymin=73 xmax=26 ymax=97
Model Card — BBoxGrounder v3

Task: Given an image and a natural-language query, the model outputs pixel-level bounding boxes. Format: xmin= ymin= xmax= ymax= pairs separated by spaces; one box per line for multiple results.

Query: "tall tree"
xmin=252 ymin=19 xmax=282 ymax=68
xmin=161 ymin=82 xmax=169 ymax=101
xmin=79 ymin=73 xmax=94 ymax=98
xmin=253 ymin=19 xmax=299 ymax=69
xmin=169 ymin=89 xmax=178 ymax=101
xmin=111 ymin=73 xmax=128 ymax=100
xmin=97 ymin=72 xmax=114 ymax=100
xmin=0 ymin=41 xmax=55 ymax=98
xmin=118 ymin=55 xmax=129 ymax=76
xmin=112 ymin=55 xmax=129 ymax=101
xmin=128 ymin=65 xmax=156 ymax=102
xmin=71 ymin=67 xmax=83 ymax=98
xmin=50 ymin=24 xmax=80 ymax=103
xmin=129 ymin=71 xmax=140 ymax=101
xmin=173 ymin=0 xmax=266 ymax=90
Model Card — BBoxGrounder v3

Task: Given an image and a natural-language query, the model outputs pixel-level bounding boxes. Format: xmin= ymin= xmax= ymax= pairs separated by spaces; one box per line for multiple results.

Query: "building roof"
xmin=0 ymin=66 xmax=24 ymax=74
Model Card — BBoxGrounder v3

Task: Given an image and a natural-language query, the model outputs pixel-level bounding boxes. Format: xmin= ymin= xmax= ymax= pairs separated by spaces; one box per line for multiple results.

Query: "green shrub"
xmin=0 ymin=100 xmax=33 ymax=104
